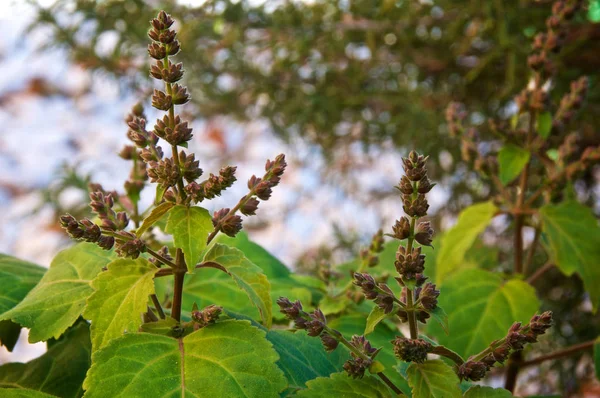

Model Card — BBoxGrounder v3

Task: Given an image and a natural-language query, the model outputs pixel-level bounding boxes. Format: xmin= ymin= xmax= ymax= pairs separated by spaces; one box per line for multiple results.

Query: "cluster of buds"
xmin=527 ymin=1 xmax=582 ymax=78
xmin=359 ymin=229 xmax=385 ymax=268
xmin=353 ymin=273 xmax=396 ymax=314
xmin=185 ymin=166 xmax=237 ymax=203
xmin=445 ymin=102 xmax=467 ymax=137
xmin=554 ymin=76 xmax=589 ymax=130
xmin=392 ymin=336 xmax=432 ymax=363
xmin=277 ymin=297 xmax=379 ymax=379
xmin=60 ymin=214 xmax=146 ymax=259
xmin=191 ymin=304 xmax=222 ymax=329
xmin=153 ymin=115 xmax=193 ymax=146
xmin=343 ymin=335 xmax=378 ymax=379
xmin=458 ymin=311 xmax=553 ymax=381
xmin=210 ymin=154 xmax=286 ymax=238
xmin=392 ymin=151 xmax=434 ymax=283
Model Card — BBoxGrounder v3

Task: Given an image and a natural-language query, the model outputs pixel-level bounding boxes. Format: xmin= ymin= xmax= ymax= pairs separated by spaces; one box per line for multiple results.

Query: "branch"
xmin=518 ymin=340 xmax=595 ymax=368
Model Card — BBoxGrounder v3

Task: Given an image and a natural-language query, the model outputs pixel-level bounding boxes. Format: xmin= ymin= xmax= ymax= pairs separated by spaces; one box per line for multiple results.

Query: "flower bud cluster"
xmin=60 ymin=214 xmax=146 ymax=259
xmin=554 ymin=76 xmax=588 ymax=130
xmin=458 ymin=311 xmax=553 ymax=381
xmin=353 ymin=273 xmax=396 ymax=314
xmin=185 ymin=166 xmax=237 ymax=203
xmin=359 ymin=229 xmax=385 ymax=268
xmin=392 ymin=336 xmax=432 ymax=363
xmin=210 ymin=154 xmax=286 ymax=238
xmin=527 ymin=0 xmax=582 ymax=79
xmin=191 ymin=304 xmax=222 ymax=328
xmin=343 ymin=335 xmax=378 ymax=379
xmin=392 ymin=151 xmax=435 ymax=283
xmin=277 ymin=297 xmax=379 ymax=379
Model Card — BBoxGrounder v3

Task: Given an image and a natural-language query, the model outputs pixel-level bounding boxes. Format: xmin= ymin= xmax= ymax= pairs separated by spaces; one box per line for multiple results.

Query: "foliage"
xmin=1 ymin=3 xmax=599 ymax=397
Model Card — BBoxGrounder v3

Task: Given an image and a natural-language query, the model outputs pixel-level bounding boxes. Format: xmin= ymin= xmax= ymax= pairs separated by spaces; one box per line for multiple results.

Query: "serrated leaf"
xmin=200 ymin=243 xmax=272 ymax=327
xmin=216 ymin=232 xmax=290 ymax=278
xmin=365 ymin=306 xmax=391 ymax=335
xmin=540 ymin=201 xmax=600 ymax=311
xmin=165 ymin=205 xmax=213 ymax=272
xmin=83 ymin=320 xmax=286 ymax=397
xmin=136 ymin=201 xmax=174 ymax=236
xmin=427 ymin=306 xmax=449 ymax=335
xmin=266 ymin=330 xmax=347 ymax=395
xmin=428 ymin=269 xmax=540 ymax=358
xmin=536 ymin=111 xmax=552 ymax=139
xmin=436 ymin=202 xmax=497 ymax=283
xmin=0 ymin=323 xmax=91 ymax=398
xmin=329 ymin=314 xmax=410 ymax=395
xmin=295 ymin=372 xmax=392 ymax=397
xmin=406 ymin=360 xmax=462 ymax=398
xmin=84 ymin=258 xmax=158 ymax=351
xmin=464 ymin=385 xmax=513 ymax=397
xmin=0 ymin=254 xmax=45 ymax=351
xmin=498 ymin=144 xmax=530 ymax=185
xmin=0 ymin=243 xmax=115 ymax=342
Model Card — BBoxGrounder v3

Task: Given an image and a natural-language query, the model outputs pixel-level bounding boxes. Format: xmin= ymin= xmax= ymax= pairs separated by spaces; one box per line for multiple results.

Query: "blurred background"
xmin=1 ymin=0 xmax=599 ymax=395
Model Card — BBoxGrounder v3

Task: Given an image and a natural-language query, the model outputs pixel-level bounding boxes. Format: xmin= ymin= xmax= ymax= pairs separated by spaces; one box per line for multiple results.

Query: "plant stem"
xmin=377 ymin=372 xmax=404 ymax=396
xmin=504 ymin=351 xmax=522 ymax=392
xmin=405 ymin=216 xmax=418 ymax=340
xmin=146 ymin=247 xmax=178 ymax=269
xmin=517 ymin=339 xmax=595 ymax=367
xmin=431 ymin=346 xmax=464 ymax=365
xmin=526 ymin=262 xmax=555 ymax=285
xmin=171 ymin=249 xmax=186 ymax=322
xmin=150 ymin=294 xmax=166 ymax=319
xmin=523 ymin=226 xmax=541 ymax=276
xmin=206 ymin=191 xmax=255 ymax=244
xmin=146 ymin=306 xmax=159 ymax=322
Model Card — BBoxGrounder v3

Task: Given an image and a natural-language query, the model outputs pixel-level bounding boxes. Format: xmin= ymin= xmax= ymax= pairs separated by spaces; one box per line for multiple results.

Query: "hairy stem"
xmin=170 ymin=249 xmax=186 ymax=322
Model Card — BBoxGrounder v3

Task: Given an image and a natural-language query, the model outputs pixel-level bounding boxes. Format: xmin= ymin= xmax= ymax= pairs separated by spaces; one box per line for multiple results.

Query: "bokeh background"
xmin=1 ymin=0 xmax=599 ymax=395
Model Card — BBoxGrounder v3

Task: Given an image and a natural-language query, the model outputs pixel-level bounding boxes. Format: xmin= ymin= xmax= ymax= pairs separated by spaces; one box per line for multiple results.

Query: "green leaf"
xmin=165 ymin=205 xmax=213 ymax=272
xmin=0 ymin=390 xmax=58 ymax=398
xmin=216 ymin=232 xmax=291 ymax=278
xmin=295 ymin=372 xmax=392 ymax=397
xmin=428 ymin=269 xmax=540 ymax=358
xmin=0 ymin=243 xmax=115 ymax=342
xmin=436 ymin=202 xmax=497 ymax=283
xmin=406 ymin=360 xmax=462 ymax=398
xmin=329 ymin=314 xmax=410 ymax=395
xmin=0 ymin=320 xmax=22 ymax=352
xmin=201 ymin=243 xmax=272 ymax=327
xmin=136 ymin=201 xmax=175 ymax=236
xmin=140 ymin=318 xmax=178 ymax=336
xmin=498 ymin=144 xmax=530 ymax=185
xmin=83 ymin=320 xmax=286 ymax=397
xmin=590 ymin=0 xmax=600 ymax=22
xmin=0 ymin=323 xmax=91 ymax=398
xmin=266 ymin=330 xmax=347 ymax=395
xmin=84 ymin=257 xmax=158 ymax=351
xmin=464 ymin=386 xmax=513 ymax=397
xmin=536 ymin=111 xmax=552 ymax=139
xmin=427 ymin=306 xmax=449 ymax=335
xmin=540 ymin=201 xmax=600 ymax=311
xmin=365 ymin=306 xmax=391 ymax=335
xmin=319 ymin=295 xmax=348 ymax=315
xmin=0 ymin=254 xmax=45 ymax=351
